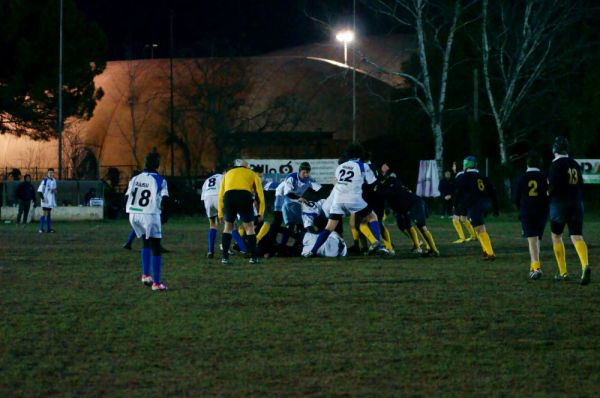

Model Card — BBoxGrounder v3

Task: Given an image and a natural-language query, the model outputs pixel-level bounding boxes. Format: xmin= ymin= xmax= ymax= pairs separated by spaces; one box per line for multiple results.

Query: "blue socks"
xmin=208 ymin=228 xmax=217 ymax=253
xmin=231 ymin=230 xmax=247 ymax=252
xmin=126 ymin=229 xmax=136 ymax=246
xmin=152 ymin=256 xmax=162 ymax=284
xmin=141 ymin=248 xmax=151 ymax=276
xmin=368 ymin=220 xmax=381 ymax=242
xmin=311 ymin=229 xmax=331 ymax=254
xmin=39 ymin=216 xmax=46 ymax=231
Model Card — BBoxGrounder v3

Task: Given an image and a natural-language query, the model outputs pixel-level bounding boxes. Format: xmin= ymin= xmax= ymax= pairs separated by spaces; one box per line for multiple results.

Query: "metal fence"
xmin=1 ymin=180 xmax=105 ymax=207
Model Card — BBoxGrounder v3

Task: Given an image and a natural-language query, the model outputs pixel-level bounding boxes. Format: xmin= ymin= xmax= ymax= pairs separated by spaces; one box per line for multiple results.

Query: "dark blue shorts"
xmin=454 ymin=203 xmax=467 ymax=217
xmin=550 ymin=200 xmax=584 ymax=235
xmin=467 ymin=200 xmax=491 ymax=227
xmin=520 ymin=213 xmax=547 ymax=238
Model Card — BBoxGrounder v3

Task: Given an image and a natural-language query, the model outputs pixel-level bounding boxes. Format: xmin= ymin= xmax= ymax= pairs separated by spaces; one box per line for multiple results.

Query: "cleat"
xmin=160 ymin=246 xmax=171 ymax=253
xmin=482 ymin=253 xmax=496 ymax=261
xmin=422 ymin=249 xmax=440 ymax=257
xmin=38 ymin=229 xmax=44 ymax=234
xmin=48 ymin=229 xmax=56 ymax=233
xmin=368 ymin=243 xmax=389 ymax=256
xmin=452 ymin=239 xmax=466 ymax=244
xmin=529 ymin=269 xmax=543 ymax=280
xmin=465 ymin=236 xmax=476 ymax=242
xmin=151 ymin=282 xmax=168 ymax=291
xmin=249 ymin=257 xmax=259 ymax=264
xmin=221 ymin=258 xmax=230 ymax=264
xmin=580 ymin=266 xmax=591 ymax=286
xmin=123 ymin=243 xmax=132 ymax=250
xmin=141 ymin=275 xmax=153 ymax=286
xmin=554 ymin=273 xmax=570 ymax=282
xmin=206 ymin=252 xmax=214 ymax=259
xmin=411 ymin=247 xmax=423 ymax=254
xmin=302 ymin=251 xmax=315 ymax=258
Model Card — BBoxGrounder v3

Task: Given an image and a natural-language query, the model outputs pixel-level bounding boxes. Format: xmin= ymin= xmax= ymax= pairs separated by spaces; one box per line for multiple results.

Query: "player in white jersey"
xmin=37 ymin=168 xmax=57 ymax=233
xmin=125 ymin=150 xmax=169 ymax=291
xmin=304 ymin=143 xmax=387 ymax=257
xmin=201 ymin=171 xmax=224 ymax=258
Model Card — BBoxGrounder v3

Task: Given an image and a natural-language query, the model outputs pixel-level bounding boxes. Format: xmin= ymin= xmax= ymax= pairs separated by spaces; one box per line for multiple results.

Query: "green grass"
xmin=1 ymin=214 xmax=599 ymax=397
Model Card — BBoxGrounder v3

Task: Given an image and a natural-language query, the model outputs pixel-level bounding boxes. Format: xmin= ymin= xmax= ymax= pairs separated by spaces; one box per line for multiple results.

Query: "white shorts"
xmin=129 ymin=213 xmax=162 ymax=239
xmin=203 ymin=196 xmax=219 ymax=218
xmin=329 ymin=197 xmax=368 ymax=217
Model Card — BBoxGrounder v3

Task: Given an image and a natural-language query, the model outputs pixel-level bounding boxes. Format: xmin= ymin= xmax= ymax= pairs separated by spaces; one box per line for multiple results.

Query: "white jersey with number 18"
xmin=125 ymin=171 xmax=169 ymax=214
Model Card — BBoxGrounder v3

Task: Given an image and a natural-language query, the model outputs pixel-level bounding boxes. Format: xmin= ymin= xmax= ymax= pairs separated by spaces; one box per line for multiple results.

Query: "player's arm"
xmin=217 ymin=174 xmax=226 ymax=220
xmin=160 ymin=180 xmax=170 ymax=223
xmin=254 ymin=173 xmax=266 ymax=218
xmin=283 ymin=176 xmax=300 ymax=200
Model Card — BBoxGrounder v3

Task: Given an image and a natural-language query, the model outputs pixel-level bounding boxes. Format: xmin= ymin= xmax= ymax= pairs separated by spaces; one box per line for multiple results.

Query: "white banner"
xmin=246 ymin=159 xmax=338 ymax=184
xmin=416 ymin=160 xmax=440 ymax=197
xmin=575 ymin=159 xmax=600 ymax=184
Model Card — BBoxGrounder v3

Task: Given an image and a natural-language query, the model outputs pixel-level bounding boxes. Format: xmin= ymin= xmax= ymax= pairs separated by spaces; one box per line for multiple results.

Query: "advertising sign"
xmin=575 ymin=159 xmax=600 ymax=184
xmin=246 ymin=159 xmax=338 ymax=184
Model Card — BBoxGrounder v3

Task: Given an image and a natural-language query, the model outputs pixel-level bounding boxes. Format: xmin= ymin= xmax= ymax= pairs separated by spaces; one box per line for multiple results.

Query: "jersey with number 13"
xmin=126 ymin=172 xmax=169 ymax=214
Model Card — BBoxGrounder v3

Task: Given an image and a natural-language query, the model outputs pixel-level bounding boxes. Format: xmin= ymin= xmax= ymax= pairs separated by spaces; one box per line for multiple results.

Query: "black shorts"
xmin=467 ymin=200 xmax=491 ymax=227
xmin=550 ymin=200 xmax=584 ymax=235
xmin=454 ymin=203 xmax=467 ymax=217
xmin=520 ymin=213 xmax=547 ymax=239
xmin=223 ymin=190 xmax=254 ymax=223
xmin=396 ymin=212 xmax=411 ymax=231
xmin=42 ymin=207 xmax=53 ymax=211
xmin=409 ymin=199 xmax=427 ymax=228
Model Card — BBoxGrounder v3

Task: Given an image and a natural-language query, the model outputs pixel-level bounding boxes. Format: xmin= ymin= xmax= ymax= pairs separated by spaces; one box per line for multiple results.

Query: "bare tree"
xmin=112 ymin=60 xmax=161 ymax=169
xmin=361 ymin=0 xmax=477 ymax=173
xmin=481 ymin=0 xmax=583 ymax=188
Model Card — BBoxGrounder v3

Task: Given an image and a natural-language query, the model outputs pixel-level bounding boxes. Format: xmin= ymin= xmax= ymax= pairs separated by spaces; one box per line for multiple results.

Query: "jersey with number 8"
xmin=126 ymin=172 xmax=169 ymax=214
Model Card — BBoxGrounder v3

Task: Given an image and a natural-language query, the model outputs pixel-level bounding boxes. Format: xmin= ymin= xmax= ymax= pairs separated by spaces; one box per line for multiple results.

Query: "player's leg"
xmin=141 ymin=235 xmax=153 ymax=285
xmin=207 ymin=216 xmax=218 ymax=258
xmin=16 ymin=201 xmax=24 ymax=224
xmin=256 ymin=221 xmax=270 ymax=243
xmin=549 ymin=202 xmax=569 ymax=280
xmin=461 ymin=216 xmax=476 ymax=241
xmin=451 ymin=214 xmax=466 ymax=243
xmin=45 ymin=209 xmax=52 ymax=232
xmin=221 ymin=221 xmax=235 ymax=263
xmin=306 ymin=216 xmax=340 ymax=256
xmin=39 ymin=209 xmax=47 ymax=233
xmin=568 ymin=204 xmax=590 ymax=285
xmin=418 ymin=225 xmax=439 ymax=256
xmin=242 ymin=221 xmax=258 ymax=263
xmin=379 ymin=223 xmax=394 ymax=253
xmin=149 ymin=237 xmax=167 ymax=291
xmin=123 ymin=228 xmax=136 ymax=250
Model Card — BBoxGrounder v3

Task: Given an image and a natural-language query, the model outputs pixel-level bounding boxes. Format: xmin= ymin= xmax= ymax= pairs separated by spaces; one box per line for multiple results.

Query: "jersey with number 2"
xmin=333 ymin=159 xmax=375 ymax=201
xmin=126 ymin=172 xmax=169 ymax=214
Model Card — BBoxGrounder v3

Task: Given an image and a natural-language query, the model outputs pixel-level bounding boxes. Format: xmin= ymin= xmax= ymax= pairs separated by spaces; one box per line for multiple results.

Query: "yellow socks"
xmin=530 ymin=260 xmax=541 ymax=272
xmin=238 ymin=226 xmax=246 ymax=237
xmin=423 ymin=230 xmax=438 ymax=253
xmin=553 ymin=241 xmax=567 ymax=276
xmin=381 ymin=225 xmax=393 ymax=251
xmin=256 ymin=222 xmax=270 ymax=243
xmin=574 ymin=240 xmax=589 ymax=269
xmin=408 ymin=227 xmax=421 ymax=248
xmin=359 ymin=223 xmax=377 ymax=244
xmin=477 ymin=231 xmax=494 ymax=256
xmin=452 ymin=218 xmax=465 ymax=240
xmin=463 ymin=219 xmax=476 ymax=239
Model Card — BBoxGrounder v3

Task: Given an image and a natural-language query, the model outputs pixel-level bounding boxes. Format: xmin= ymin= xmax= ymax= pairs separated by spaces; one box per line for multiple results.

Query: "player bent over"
xmin=514 ymin=151 xmax=548 ymax=280
xmin=125 ymin=150 xmax=169 ymax=291
xmin=201 ymin=168 xmax=224 ymax=258
xmin=548 ymin=136 xmax=590 ymax=285
xmin=454 ymin=156 xmax=499 ymax=260
xmin=218 ymin=159 xmax=265 ymax=264
xmin=305 ymin=143 xmax=387 ymax=257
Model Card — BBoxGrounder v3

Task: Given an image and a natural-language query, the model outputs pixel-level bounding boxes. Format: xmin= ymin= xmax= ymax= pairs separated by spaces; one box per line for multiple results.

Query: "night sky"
xmin=74 ymin=0 xmax=376 ymax=60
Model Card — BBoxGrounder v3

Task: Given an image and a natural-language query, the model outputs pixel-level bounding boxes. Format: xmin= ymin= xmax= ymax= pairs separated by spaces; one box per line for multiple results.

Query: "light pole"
xmin=58 ymin=0 xmax=63 ymax=178
xmin=336 ymin=28 xmax=356 ymax=142
xmin=145 ymin=43 xmax=158 ymax=59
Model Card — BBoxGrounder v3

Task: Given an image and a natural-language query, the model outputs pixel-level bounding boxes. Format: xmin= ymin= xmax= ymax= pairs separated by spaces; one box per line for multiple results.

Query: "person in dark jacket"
xmin=438 ymin=170 xmax=453 ymax=218
xmin=16 ymin=174 xmax=36 ymax=224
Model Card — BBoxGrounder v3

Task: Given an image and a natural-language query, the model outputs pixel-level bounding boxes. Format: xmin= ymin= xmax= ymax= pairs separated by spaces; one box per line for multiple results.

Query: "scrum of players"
xmin=126 ymin=137 xmax=591 ymax=291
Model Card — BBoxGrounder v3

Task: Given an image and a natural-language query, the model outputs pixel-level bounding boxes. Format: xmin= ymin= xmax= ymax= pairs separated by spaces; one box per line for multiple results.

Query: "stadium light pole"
xmin=58 ymin=0 xmax=64 ymax=179
xmin=336 ymin=28 xmax=356 ymax=142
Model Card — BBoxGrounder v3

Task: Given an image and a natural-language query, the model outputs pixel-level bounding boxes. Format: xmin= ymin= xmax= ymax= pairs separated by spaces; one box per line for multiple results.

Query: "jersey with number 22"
xmin=126 ymin=172 xmax=169 ymax=214
xmin=333 ymin=159 xmax=375 ymax=201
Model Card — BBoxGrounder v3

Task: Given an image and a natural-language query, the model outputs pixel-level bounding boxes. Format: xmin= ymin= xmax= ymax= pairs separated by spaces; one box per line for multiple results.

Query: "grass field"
xmin=1 ymin=214 xmax=599 ymax=397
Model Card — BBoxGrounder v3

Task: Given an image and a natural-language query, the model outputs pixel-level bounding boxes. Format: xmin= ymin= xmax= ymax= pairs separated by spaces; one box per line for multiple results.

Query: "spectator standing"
xmin=438 ymin=170 xmax=454 ymax=218
xmin=16 ymin=174 xmax=36 ymax=224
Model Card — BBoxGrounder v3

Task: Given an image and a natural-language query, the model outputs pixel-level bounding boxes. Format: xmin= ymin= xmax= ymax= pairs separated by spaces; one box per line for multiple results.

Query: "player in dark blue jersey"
xmin=548 ymin=136 xmax=590 ymax=285
xmin=451 ymin=170 xmax=477 ymax=244
xmin=514 ymin=151 xmax=549 ymax=279
xmin=454 ymin=156 xmax=499 ymax=260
